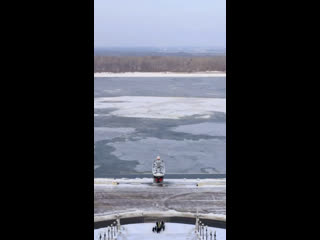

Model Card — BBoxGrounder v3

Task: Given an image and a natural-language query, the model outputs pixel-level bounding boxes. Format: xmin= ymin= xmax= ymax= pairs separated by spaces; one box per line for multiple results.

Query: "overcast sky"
xmin=94 ymin=0 xmax=226 ymax=48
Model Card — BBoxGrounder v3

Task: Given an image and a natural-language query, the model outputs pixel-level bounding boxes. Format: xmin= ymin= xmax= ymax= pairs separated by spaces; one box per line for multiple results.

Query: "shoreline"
xmin=94 ymin=71 xmax=226 ymax=78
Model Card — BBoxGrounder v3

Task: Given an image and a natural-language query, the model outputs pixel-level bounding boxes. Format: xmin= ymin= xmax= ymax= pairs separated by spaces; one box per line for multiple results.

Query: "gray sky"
xmin=94 ymin=0 xmax=226 ymax=48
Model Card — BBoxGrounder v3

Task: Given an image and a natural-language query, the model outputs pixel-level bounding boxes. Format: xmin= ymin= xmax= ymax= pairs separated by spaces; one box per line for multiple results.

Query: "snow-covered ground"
xmin=94 ymin=96 xmax=226 ymax=119
xmin=94 ymin=178 xmax=226 ymax=217
xmin=94 ymin=72 xmax=226 ymax=78
xmin=94 ymin=223 xmax=226 ymax=240
xmin=94 ymin=178 xmax=225 ymax=187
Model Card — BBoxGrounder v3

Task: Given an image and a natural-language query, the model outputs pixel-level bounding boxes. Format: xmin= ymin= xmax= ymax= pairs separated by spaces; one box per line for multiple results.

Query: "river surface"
xmin=94 ymin=77 xmax=226 ymax=178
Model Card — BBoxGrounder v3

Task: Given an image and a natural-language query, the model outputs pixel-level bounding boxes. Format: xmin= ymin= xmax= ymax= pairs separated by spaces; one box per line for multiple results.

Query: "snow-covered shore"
xmin=94 ymin=178 xmax=226 ymax=186
xmin=94 ymin=72 xmax=226 ymax=78
xmin=94 ymin=178 xmax=226 ymax=218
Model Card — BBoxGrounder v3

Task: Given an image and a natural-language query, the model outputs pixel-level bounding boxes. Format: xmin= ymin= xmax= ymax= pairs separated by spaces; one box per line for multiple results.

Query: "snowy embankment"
xmin=94 ymin=178 xmax=226 ymax=223
xmin=95 ymin=223 xmax=226 ymax=240
xmin=94 ymin=71 xmax=226 ymax=78
xmin=94 ymin=178 xmax=226 ymax=187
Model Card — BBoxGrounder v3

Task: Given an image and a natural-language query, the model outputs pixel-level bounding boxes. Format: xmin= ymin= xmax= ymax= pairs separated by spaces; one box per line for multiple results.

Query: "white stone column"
xmin=195 ymin=217 xmax=199 ymax=233
xmin=117 ymin=217 xmax=121 ymax=231
xmin=111 ymin=225 xmax=113 ymax=240
xmin=205 ymin=226 xmax=208 ymax=240
xmin=202 ymin=224 xmax=204 ymax=239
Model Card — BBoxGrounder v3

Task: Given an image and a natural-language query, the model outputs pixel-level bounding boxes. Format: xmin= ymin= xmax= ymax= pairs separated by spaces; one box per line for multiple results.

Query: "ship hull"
xmin=153 ymin=176 xmax=164 ymax=183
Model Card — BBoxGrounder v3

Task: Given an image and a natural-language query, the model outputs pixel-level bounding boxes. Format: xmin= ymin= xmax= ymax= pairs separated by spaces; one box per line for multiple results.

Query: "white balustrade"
xmin=195 ymin=217 xmax=217 ymax=240
xmin=96 ymin=218 xmax=122 ymax=240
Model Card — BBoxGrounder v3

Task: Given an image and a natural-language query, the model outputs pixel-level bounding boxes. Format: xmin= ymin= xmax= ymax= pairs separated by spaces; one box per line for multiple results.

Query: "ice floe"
xmin=171 ymin=122 xmax=226 ymax=137
xmin=94 ymin=96 xmax=226 ymax=119
xmin=94 ymin=127 xmax=135 ymax=142
xmin=107 ymin=137 xmax=225 ymax=173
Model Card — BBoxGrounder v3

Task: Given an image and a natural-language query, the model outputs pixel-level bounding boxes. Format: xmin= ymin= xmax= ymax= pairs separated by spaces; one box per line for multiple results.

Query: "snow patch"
xmin=94 ymin=72 xmax=226 ymax=78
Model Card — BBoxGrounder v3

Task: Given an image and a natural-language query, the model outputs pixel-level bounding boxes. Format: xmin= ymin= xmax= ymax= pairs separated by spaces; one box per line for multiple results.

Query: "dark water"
xmin=94 ymin=77 xmax=226 ymax=98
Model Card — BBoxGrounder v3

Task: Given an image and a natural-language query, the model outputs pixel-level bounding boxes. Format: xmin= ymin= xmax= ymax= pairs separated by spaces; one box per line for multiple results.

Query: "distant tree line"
xmin=94 ymin=56 xmax=226 ymax=73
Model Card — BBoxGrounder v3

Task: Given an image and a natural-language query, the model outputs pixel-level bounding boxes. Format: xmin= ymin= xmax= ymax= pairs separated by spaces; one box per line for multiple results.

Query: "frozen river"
xmin=94 ymin=77 xmax=226 ymax=177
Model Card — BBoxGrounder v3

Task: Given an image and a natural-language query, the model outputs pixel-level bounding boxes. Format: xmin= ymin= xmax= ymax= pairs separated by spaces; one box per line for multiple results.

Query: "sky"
xmin=94 ymin=0 xmax=226 ymax=48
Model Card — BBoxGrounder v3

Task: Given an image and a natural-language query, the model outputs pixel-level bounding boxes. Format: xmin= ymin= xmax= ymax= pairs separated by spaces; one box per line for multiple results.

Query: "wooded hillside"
xmin=94 ymin=56 xmax=226 ymax=72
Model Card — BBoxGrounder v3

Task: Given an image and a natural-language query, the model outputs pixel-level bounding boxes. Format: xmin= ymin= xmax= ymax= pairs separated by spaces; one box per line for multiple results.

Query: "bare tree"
xmin=94 ymin=56 xmax=226 ymax=73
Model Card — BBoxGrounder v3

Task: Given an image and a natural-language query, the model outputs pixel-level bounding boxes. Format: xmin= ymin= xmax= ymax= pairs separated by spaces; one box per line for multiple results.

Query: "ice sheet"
xmin=94 ymin=96 xmax=226 ymax=119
